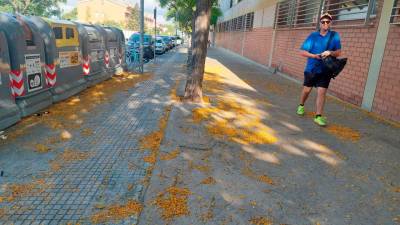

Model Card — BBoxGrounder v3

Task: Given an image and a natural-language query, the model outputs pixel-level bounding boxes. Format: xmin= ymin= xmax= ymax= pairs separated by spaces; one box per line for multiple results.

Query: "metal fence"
xmin=275 ymin=0 xmax=377 ymax=29
xmin=390 ymin=0 xmax=400 ymax=24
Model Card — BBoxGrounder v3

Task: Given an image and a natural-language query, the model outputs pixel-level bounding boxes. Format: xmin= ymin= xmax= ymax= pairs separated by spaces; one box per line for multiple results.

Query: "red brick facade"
xmin=242 ymin=28 xmax=273 ymax=66
xmin=215 ymin=2 xmax=400 ymax=122
xmin=373 ymin=26 xmax=400 ymax=122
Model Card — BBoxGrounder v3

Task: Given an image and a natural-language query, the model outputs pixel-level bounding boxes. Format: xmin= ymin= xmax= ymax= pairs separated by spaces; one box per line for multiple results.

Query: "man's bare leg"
xmin=316 ymin=87 xmax=328 ymax=115
xmin=300 ymin=86 xmax=313 ymax=105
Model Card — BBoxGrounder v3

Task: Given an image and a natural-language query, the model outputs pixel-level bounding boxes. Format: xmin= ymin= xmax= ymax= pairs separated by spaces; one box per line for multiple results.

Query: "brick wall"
xmin=216 ymin=28 xmax=274 ymax=66
xmin=216 ymin=31 xmax=244 ymax=55
xmin=271 ymin=29 xmax=311 ymax=81
xmin=242 ymin=27 xmax=273 ymax=66
xmin=215 ymin=0 xmax=400 ymax=122
xmin=372 ymin=25 xmax=400 ymax=122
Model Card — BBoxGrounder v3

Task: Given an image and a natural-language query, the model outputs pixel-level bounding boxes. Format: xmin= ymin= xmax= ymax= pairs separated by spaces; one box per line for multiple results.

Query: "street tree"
xmin=61 ymin=7 xmax=77 ymax=20
xmin=0 ymin=0 xmax=66 ymax=17
xmin=184 ymin=0 xmax=216 ymax=102
xmin=159 ymin=0 xmax=219 ymax=102
xmin=126 ymin=3 xmax=140 ymax=31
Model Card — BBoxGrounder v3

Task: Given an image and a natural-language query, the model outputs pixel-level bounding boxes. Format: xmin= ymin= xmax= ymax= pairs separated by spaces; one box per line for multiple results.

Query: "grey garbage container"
xmin=30 ymin=17 xmax=87 ymax=103
xmin=74 ymin=22 xmax=108 ymax=86
xmin=0 ymin=30 xmax=21 ymax=130
xmin=106 ymin=27 xmax=126 ymax=74
xmin=97 ymin=26 xmax=120 ymax=77
xmin=0 ymin=13 xmax=53 ymax=117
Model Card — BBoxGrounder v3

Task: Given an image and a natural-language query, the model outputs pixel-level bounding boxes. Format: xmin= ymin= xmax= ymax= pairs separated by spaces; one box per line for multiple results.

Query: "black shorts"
xmin=303 ymin=71 xmax=332 ymax=88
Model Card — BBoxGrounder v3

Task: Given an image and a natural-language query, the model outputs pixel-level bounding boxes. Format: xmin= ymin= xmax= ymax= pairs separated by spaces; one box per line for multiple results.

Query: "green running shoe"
xmin=296 ymin=105 xmax=305 ymax=116
xmin=314 ymin=116 xmax=327 ymax=126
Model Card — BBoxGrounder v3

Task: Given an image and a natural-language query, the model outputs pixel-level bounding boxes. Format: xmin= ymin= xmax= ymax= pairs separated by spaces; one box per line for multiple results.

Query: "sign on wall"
xmin=25 ymin=54 xmax=42 ymax=92
xmin=59 ymin=51 xmax=80 ymax=68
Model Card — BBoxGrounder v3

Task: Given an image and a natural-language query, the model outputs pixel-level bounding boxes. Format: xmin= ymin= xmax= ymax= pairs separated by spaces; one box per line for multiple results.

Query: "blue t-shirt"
xmin=300 ymin=30 xmax=341 ymax=73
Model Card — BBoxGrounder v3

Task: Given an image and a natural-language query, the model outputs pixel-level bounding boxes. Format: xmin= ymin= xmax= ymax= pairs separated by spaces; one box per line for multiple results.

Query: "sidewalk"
xmin=0 ymin=48 xmax=187 ymax=224
xmin=138 ymin=48 xmax=400 ymax=225
xmin=0 ymin=46 xmax=398 ymax=225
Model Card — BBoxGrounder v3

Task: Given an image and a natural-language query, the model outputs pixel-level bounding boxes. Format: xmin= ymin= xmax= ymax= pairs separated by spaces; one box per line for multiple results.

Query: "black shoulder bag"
xmin=322 ymin=31 xmax=347 ymax=79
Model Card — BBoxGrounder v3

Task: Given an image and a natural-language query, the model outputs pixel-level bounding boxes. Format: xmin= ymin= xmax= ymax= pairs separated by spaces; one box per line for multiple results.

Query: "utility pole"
xmin=175 ymin=11 xmax=178 ymax=36
xmin=140 ymin=0 xmax=144 ymax=73
xmin=154 ymin=7 xmax=157 ymax=63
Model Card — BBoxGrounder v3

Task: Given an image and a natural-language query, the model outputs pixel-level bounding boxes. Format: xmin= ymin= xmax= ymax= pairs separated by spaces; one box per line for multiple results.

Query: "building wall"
xmin=216 ymin=3 xmax=276 ymax=66
xmin=77 ymin=0 xmax=129 ymax=24
xmin=216 ymin=0 xmax=400 ymax=122
xmin=271 ymin=25 xmax=378 ymax=106
xmin=372 ymin=25 xmax=400 ymax=122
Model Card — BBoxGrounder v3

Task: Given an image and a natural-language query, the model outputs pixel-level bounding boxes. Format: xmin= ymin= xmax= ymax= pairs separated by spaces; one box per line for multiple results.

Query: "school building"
xmin=215 ymin=0 xmax=400 ymax=123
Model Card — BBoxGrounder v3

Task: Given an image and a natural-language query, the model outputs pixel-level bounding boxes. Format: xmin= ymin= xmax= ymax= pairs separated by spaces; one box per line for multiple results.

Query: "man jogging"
xmin=297 ymin=13 xmax=342 ymax=126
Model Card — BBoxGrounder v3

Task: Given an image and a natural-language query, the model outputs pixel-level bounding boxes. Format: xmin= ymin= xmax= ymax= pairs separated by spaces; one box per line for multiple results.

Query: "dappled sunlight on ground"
xmin=193 ymin=57 xmax=348 ymax=168
xmin=191 ymin=60 xmax=278 ymax=147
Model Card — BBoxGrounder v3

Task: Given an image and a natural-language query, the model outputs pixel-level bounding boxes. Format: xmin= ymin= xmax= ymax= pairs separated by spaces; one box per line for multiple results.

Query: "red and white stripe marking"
xmin=83 ymin=56 xmax=90 ymax=75
xmin=9 ymin=70 xmax=24 ymax=97
xmin=104 ymin=51 xmax=110 ymax=68
xmin=45 ymin=64 xmax=57 ymax=87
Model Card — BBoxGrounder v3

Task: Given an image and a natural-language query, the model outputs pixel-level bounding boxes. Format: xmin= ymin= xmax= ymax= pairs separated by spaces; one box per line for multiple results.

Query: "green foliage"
xmin=158 ymin=0 xmax=221 ymax=33
xmin=61 ymin=7 xmax=77 ymax=20
xmin=126 ymin=3 xmax=140 ymax=31
xmin=0 ymin=0 xmax=66 ymax=17
xmin=0 ymin=3 xmax=12 ymax=13
xmin=211 ymin=6 xmax=222 ymax=25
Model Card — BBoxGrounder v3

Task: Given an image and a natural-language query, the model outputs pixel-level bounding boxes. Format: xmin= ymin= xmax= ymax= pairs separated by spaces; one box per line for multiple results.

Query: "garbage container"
xmin=0 ymin=29 xmax=21 ymax=130
xmin=74 ymin=22 xmax=108 ymax=86
xmin=30 ymin=17 xmax=87 ymax=103
xmin=0 ymin=13 xmax=53 ymax=117
xmin=97 ymin=26 xmax=120 ymax=77
xmin=107 ymin=27 xmax=126 ymax=74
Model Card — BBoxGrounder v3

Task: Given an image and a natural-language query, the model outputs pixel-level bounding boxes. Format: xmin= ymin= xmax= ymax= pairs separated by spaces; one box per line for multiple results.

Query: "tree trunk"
xmin=187 ymin=12 xmax=196 ymax=71
xmin=184 ymin=0 xmax=212 ymax=102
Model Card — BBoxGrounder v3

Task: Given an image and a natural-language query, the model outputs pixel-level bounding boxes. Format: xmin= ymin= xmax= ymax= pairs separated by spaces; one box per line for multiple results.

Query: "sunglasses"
xmin=321 ymin=20 xmax=331 ymax=24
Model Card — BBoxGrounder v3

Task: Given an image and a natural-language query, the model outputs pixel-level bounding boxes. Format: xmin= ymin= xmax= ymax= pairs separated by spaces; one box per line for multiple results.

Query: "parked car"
xmin=155 ymin=37 xmax=167 ymax=54
xmin=176 ymin=36 xmax=183 ymax=45
xmin=127 ymin=33 xmax=154 ymax=60
xmin=161 ymin=36 xmax=173 ymax=50
xmin=170 ymin=36 xmax=177 ymax=47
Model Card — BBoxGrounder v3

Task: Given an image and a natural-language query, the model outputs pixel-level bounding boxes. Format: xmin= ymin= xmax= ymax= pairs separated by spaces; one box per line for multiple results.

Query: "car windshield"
xmin=156 ymin=40 xmax=163 ymax=43
xmin=162 ymin=37 xmax=170 ymax=42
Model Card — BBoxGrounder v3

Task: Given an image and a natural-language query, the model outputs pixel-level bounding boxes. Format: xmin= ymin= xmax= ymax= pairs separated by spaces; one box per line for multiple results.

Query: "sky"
xmin=60 ymin=0 xmax=170 ymax=24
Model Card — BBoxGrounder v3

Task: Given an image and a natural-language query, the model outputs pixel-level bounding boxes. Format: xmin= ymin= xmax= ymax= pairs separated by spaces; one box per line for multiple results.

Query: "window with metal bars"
xmin=275 ymin=0 xmax=293 ymax=28
xmin=322 ymin=0 xmax=376 ymax=22
xmin=295 ymin=0 xmax=320 ymax=27
xmin=237 ymin=15 xmax=244 ymax=31
xmin=390 ymin=0 xmax=400 ymax=24
xmin=245 ymin=12 xmax=254 ymax=30
xmin=217 ymin=12 xmax=254 ymax=32
xmin=275 ymin=0 xmax=377 ymax=29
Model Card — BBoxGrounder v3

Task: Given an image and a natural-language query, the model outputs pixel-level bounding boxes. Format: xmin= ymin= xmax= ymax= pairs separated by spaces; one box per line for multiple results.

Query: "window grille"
xmin=390 ymin=0 xmax=400 ymax=24
xmin=245 ymin=12 xmax=254 ymax=30
xmin=275 ymin=0 xmax=376 ymax=29
xmin=216 ymin=12 xmax=254 ymax=32
xmin=321 ymin=0 xmax=376 ymax=26
xmin=233 ymin=17 xmax=238 ymax=30
xmin=294 ymin=0 xmax=321 ymax=28
xmin=237 ymin=15 xmax=244 ymax=31
xmin=275 ymin=0 xmax=295 ymax=28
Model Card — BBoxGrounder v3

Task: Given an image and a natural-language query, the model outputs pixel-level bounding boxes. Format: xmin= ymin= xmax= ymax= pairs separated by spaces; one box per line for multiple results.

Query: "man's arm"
xmin=321 ymin=49 xmax=342 ymax=58
xmin=300 ymin=50 xmax=321 ymax=59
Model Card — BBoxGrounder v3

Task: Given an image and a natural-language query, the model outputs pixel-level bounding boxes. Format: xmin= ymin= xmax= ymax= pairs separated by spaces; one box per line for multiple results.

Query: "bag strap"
xmin=325 ymin=30 xmax=336 ymax=51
